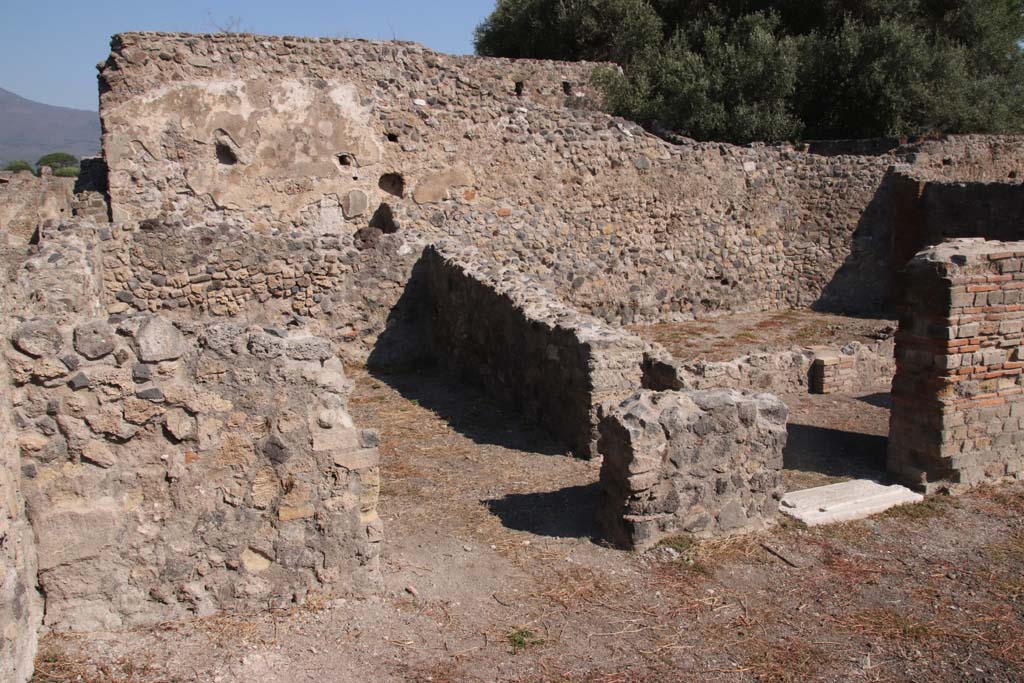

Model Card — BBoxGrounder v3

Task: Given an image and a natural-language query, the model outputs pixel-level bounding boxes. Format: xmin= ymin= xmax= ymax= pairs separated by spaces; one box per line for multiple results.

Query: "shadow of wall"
xmin=365 ymin=257 xmax=434 ymax=372
xmin=815 ymin=169 xmax=1024 ymax=316
xmin=813 ymin=168 xmax=899 ymax=316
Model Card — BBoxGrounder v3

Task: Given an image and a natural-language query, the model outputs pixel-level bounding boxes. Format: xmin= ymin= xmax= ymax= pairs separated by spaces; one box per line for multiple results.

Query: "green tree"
xmin=36 ymin=152 xmax=79 ymax=173
xmin=475 ymin=0 xmax=1024 ymax=143
xmin=475 ymin=0 xmax=663 ymax=63
xmin=2 ymin=160 xmax=33 ymax=173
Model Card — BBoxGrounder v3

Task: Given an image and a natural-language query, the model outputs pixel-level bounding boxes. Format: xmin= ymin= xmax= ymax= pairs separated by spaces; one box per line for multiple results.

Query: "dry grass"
xmin=740 ymin=638 xmax=833 ymax=683
xmin=839 ymin=608 xmax=934 ymax=642
xmin=32 ymin=636 xmax=168 ymax=683
xmin=631 ymin=310 xmax=891 ymax=363
xmin=986 ymin=528 xmax=1024 ymax=565
xmin=877 ymin=494 xmax=960 ymax=522
xmin=975 ymin=483 xmax=1024 ymax=517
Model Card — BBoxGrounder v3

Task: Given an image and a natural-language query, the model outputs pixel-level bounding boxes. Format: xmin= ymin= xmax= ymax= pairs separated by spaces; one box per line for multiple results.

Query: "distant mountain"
xmin=0 ymin=87 xmax=101 ymax=165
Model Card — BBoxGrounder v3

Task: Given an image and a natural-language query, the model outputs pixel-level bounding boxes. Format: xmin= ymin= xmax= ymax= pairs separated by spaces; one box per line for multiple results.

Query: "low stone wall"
xmin=889 ymin=239 xmax=1024 ymax=492
xmin=598 ymin=389 xmax=788 ymax=550
xmin=5 ymin=222 xmax=381 ymax=631
xmin=423 ymin=243 xmax=644 ymax=458
xmin=642 ymin=338 xmax=895 ymax=396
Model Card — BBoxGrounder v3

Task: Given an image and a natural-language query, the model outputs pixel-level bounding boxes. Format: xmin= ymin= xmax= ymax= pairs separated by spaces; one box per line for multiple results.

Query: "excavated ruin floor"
xmin=32 ymin=368 xmax=1024 ymax=683
xmin=630 ymin=310 xmax=897 ymax=362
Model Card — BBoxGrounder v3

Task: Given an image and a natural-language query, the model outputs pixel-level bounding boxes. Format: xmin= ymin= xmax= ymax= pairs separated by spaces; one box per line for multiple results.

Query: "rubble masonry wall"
xmin=6 ymin=221 xmax=381 ymax=631
xmin=890 ymin=169 xmax=1024 ymax=287
xmin=0 ymin=171 xmax=75 ymax=244
xmin=0 ymin=259 xmax=42 ymax=683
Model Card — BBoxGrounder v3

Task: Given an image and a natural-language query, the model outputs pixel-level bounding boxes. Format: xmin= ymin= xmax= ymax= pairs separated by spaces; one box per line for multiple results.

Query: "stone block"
xmin=11 ymin=320 xmax=63 ymax=358
xmin=73 ymin=321 xmax=116 ymax=360
xmin=135 ymin=317 xmax=185 ymax=362
xmin=780 ymin=480 xmax=923 ymax=526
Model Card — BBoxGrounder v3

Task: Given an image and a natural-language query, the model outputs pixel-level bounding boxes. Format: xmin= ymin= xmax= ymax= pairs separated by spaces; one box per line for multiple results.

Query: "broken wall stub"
xmin=70 ymin=157 xmax=111 ymax=224
xmin=598 ymin=389 xmax=788 ymax=551
xmin=889 ymin=239 xmax=1024 ymax=492
xmin=423 ymin=243 xmax=644 ymax=458
xmin=6 ymin=221 xmax=381 ymax=631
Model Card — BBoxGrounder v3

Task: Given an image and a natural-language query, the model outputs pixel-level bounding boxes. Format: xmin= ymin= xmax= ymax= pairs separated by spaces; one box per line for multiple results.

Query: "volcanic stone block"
xmin=73 ymin=321 xmax=116 ymax=360
xmin=598 ymin=389 xmax=787 ymax=550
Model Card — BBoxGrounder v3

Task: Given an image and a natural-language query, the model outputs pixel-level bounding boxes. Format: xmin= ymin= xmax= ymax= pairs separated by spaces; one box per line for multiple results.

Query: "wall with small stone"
xmin=96 ymin=32 xmax=1024 ymax=347
xmin=598 ymin=389 xmax=788 ymax=551
xmin=0 ymin=170 xmax=76 ymax=243
xmin=0 ymin=260 xmax=42 ymax=683
xmin=423 ymin=242 xmax=644 ymax=458
xmin=889 ymin=239 xmax=1024 ymax=492
xmin=5 ymin=221 xmax=381 ymax=631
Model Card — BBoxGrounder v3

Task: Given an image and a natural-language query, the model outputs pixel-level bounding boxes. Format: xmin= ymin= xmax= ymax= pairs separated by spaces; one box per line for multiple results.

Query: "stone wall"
xmin=0 ymin=170 xmax=75 ymax=243
xmin=889 ymin=239 xmax=1024 ymax=492
xmin=0 ymin=259 xmax=42 ymax=683
xmin=6 ymin=221 xmax=381 ymax=631
xmin=598 ymin=389 xmax=788 ymax=551
xmin=96 ymin=32 xmax=1024 ymax=344
xmin=423 ymin=243 xmax=644 ymax=458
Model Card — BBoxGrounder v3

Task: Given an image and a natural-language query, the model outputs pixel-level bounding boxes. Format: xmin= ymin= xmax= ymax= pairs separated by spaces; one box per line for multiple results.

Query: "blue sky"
xmin=0 ymin=0 xmax=497 ymax=111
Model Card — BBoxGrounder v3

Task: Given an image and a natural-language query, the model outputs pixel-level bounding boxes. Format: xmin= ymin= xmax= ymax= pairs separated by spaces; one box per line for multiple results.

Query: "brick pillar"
xmin=889 ymin=238 xmax=1024 ymax=492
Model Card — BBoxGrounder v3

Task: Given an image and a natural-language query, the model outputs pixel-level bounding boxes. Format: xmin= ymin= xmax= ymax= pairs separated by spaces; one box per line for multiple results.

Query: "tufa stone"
xmin=12 ymin=320 xmax=63 ymax=358
xmin=135 ymin=317 xmax=185 ymax=362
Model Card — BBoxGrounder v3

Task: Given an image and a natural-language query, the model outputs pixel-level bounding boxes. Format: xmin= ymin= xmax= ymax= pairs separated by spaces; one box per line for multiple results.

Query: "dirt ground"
xmin=630 ymin=310 xmax=897 ymax=362
xmin=33 ymin=368 xmax=1024 ymax=683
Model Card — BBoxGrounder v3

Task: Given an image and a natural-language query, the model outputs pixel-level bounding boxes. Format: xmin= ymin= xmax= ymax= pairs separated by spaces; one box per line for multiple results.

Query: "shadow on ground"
xmin=857 ymin=391 xmax=892 ymax=409
xmin=484 ymin=483 xmax=603 ymax=541
xmin=368 ymin=367 xmax=568 ymax=456
xmin=784 ymin=422 xmax=888 ymax=482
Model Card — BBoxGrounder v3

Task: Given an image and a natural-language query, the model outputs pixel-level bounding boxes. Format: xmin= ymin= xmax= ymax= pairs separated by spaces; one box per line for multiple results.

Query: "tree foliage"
xmin=475 ymin=0 xmax=1024 ymax=142
xmin=36 ymin=152 xmax=79 ymax=173
xmin=3 ymin=160 xmax=33 ymax=173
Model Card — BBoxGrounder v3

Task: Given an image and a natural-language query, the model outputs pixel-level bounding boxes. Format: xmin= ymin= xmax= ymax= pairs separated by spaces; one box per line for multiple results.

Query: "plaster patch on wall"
xmin=103 ymin=78 xmax=383 ymax=223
